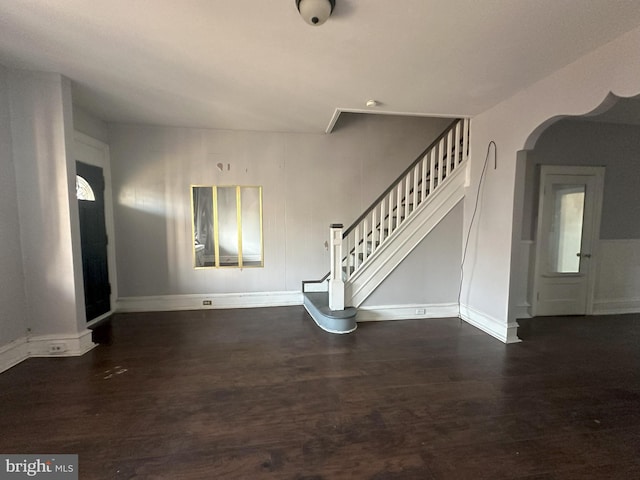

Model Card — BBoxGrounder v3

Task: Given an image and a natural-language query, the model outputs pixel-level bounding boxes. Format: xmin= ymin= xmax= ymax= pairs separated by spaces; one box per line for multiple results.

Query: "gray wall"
xmin=0 ymin=65 xmax=27 ymax=346
xmin=108 ymin=114 xmax=452 ymax=297
xmin=523 ymin=119 xmax=640 ymax=240
xmin=363 ymin=201 xmax=463 ymax=306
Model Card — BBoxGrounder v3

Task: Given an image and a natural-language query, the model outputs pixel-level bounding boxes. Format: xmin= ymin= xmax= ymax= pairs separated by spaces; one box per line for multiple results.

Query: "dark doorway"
xmin=76 ymin=161 xmax=111 ymax=321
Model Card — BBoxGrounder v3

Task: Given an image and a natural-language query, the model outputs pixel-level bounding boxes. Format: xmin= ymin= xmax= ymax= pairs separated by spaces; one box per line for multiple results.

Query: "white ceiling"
xmin=1 ymin=0 xmax=640 ymax=133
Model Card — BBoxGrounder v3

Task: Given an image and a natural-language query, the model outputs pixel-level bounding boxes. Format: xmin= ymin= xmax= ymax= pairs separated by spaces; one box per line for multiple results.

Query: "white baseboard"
xmin=116 ymin=291 xmax=304 ymax=313
xmin=0 ymin=337 xmax=29 ymax=374
xmin=302 ymin=281 xmax=328 ymax=293
xmin=0 ymin=330 xmax=96 ymax=373
xmin=28 ymin=329 xmax=96 ymax=357
xmin=460 ymin=304 xmax=521 ymax=344
xmin=593 ymin=298 xmax=640 ymax=315
xmin=357 ymin=303 xmax=459 ymax=321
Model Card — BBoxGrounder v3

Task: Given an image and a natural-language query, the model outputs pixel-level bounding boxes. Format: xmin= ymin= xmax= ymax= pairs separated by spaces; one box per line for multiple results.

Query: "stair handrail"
xmin=302 ymin=117 xmax=469 ymax=292
xmin=343 ymin=118 xmax=461 ymax=238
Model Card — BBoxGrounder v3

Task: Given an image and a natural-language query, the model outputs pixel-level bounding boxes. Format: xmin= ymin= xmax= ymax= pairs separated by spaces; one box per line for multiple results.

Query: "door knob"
xmin=576 ymin=253 xmax=592 ymax=258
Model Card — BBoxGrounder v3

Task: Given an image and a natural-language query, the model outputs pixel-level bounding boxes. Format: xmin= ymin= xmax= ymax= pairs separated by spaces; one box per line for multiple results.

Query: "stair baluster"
xmin=302 ymin=118 xmax=470 ymax=332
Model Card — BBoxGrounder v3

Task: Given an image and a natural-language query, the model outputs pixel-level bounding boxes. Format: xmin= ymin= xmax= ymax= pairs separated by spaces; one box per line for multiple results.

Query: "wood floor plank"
xmin=1 ymin=307 xmax=639 ymax=479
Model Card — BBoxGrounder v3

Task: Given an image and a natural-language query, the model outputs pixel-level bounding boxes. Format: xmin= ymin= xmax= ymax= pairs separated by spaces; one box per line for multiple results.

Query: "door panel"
xmin=533 ymin=166 xmax=604 ymax=317
xmin=77 ymin=161 xmax=110 ymax=321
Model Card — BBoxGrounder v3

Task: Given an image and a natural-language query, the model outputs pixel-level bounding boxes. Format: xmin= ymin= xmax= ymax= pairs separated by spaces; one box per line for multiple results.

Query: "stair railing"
xmin=301 ymin=118 xmax=469 ymax=298
xmin=342 ymin=118 xmax=469 ymax=280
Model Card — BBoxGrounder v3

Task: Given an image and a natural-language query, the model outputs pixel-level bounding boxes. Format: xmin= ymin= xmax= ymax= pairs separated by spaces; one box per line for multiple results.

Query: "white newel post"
xmin=328 ymin=223 xmax=345 ymax=311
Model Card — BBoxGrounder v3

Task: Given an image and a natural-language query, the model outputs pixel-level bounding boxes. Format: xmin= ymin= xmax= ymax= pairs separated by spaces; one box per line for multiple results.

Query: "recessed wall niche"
xmin=191 ymin=185 xmax=263 ymax=268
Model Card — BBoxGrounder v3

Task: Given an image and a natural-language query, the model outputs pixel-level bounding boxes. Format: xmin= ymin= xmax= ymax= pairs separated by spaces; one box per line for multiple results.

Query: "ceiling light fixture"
xmin=366 ymin=100 xmax=379 ymax=107
xmin=296 ymin=0 xmax=336 ymax=26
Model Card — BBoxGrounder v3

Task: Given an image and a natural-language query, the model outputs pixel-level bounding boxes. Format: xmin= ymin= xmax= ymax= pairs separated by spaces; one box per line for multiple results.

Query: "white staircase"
xmin=303 ymin=118 xmax=470 ymax=331
xmin=347 ymin=163 xmax=466 ymax=306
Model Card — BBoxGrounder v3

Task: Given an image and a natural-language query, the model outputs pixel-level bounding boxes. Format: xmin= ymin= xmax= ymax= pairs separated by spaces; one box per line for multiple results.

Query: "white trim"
xmin=27 ymin=329 xmax=96 ymax=357
xmin=460 ymin=304 xmax=521 ymax=344
xmin=116 ymin=291 xmax=303 ymax=312
xmin=325 ymin=108 xmax=465 ymax=134
xmin=1 ymin=330 xmax=96 ymax=372
xmin=325 ymin=109 xmax=342 ymax=134
xmin=593 ymin=298 xmax=640 ymax=315
xmin=73 ymin=131 xmax=118 ymax=318
xmin=357 ymin=303 xmax=458 ymax=321
xmin=0 ymin=337 xmax=29 ymax=374
xmin=531 ymin=166 xmax=605 ymax=317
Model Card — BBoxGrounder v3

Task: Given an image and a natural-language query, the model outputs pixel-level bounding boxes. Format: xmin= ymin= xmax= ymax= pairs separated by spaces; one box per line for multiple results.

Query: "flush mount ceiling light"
xmin=296 ymin=0 xmax=336 ymax=26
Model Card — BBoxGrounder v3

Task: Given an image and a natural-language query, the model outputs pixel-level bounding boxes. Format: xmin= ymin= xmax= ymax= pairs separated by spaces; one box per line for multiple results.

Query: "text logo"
xmin=0 ymin=455 xmax=77 ymax=480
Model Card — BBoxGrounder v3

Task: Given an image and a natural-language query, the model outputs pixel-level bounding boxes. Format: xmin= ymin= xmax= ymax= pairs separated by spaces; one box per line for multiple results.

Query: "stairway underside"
xmin=347 ymin=164 xmax=466 ymax=307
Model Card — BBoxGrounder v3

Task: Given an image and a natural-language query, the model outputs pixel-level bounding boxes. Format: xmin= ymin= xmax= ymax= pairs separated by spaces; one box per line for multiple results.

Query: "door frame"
xmin=74 ymin=131 xmax=117 ymax=326
xmin=531 ymin=165 xmax=605 ymax=317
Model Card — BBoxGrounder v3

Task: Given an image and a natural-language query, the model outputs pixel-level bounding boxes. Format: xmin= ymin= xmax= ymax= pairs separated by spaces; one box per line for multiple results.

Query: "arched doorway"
xmin=512 ymin=94 xmax=640 ymax=320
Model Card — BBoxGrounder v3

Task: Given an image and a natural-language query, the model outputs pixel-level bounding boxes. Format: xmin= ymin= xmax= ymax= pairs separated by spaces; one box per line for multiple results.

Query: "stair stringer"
xmin=346 ymin=164 xmax=466 ymax=308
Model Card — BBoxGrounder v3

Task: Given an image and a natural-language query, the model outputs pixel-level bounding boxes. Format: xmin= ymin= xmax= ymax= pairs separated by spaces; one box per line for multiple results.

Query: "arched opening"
xmin=512 ymin=93 xmax=640 ymax=323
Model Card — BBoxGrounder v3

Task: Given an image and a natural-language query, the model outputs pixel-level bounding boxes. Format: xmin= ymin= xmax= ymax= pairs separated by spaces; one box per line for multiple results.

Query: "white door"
xmin=533 ymin=166 xmax=604 ymax=316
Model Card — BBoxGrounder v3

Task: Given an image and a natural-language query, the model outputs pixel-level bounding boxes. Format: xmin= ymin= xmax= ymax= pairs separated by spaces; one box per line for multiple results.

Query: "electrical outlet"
xmin=202 ymin=300 xmax=212 ymax=306
xmin=415 ymin=308 xmax=426 ymax=315
xmin=48 ymin=343 xmax=67 ymax=353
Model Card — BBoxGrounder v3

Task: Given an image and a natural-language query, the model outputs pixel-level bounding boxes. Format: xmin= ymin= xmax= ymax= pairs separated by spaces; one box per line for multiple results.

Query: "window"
xmin=191 ymin=185 xmax=263 ymax=268
xmin=76 ymin=175 xmax=96 ymax=201
xmin=548 ymin=184 xmax=585 ymax=274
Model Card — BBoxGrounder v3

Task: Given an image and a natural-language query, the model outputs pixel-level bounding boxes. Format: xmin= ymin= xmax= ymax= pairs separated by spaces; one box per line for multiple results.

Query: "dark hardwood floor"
xmin=1 ymin=308 xmax=640 ymax=479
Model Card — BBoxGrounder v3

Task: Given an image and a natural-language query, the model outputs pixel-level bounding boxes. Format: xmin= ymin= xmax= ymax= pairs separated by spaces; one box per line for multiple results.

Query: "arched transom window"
xmin=76 ymin=175 xmax=96 ymax=201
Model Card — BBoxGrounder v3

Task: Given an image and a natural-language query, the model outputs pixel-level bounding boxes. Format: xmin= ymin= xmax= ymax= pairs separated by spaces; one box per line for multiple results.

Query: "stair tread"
xmin=304 ymin=292 xmax=357 ymax=318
